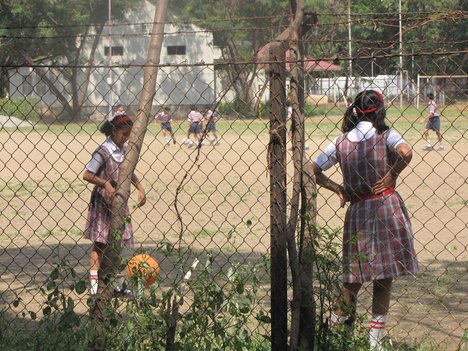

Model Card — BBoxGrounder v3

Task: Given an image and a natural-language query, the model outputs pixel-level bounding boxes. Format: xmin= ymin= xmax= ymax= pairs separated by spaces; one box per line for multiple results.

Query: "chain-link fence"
xmin=1 ymin=6 xmax=467 ymax=351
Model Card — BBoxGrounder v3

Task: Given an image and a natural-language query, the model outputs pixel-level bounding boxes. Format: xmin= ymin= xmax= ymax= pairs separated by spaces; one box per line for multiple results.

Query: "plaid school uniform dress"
xmin=83 ymin=145 xmax=134 ymax=247
xmin=336 ymin=130 xmax=419 ymax=283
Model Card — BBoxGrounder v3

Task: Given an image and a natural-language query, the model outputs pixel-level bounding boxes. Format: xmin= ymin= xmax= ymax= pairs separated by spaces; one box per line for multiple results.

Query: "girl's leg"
xmin=436 ymin=131 xmax=444 ymax=149
xmin=332 ymin=282 xmax=362 ymax=323
xmin=423 ymin=128 xmax=432 ymax=149
xmin=370 ymin=278 xmax=393 ymax=350
xmin=195 ymin=133 xmax=201 ymax=146
xmin=90 ymin=242 xmax=106 ymax=295
xmin=214 ymin=131 xmax=220 ymax=142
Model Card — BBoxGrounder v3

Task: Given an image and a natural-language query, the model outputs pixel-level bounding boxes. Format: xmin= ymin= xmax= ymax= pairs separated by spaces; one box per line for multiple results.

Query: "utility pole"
xmin=399 ymin=0 xmax=403 ymax=107
xmin=348 ymin=0 xmax=353 ymax=78
xmin=107 ymin=0 xmax=113 ymax=119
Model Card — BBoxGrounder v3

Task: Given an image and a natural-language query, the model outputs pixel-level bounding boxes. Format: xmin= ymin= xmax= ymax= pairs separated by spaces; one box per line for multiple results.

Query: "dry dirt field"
xmin=1 ymin=115 xmax=467 ymax=349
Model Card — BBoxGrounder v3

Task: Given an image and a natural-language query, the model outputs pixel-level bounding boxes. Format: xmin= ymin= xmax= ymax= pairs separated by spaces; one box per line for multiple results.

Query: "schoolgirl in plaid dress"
xmin=83 ymin=114 xmax=146 ymax=296
xmin=311 ymin=90 xmax=418 ymax=350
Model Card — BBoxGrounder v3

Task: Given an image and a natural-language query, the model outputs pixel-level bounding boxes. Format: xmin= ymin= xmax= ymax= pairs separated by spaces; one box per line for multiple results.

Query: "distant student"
xmin=83 ymin=113 xmax=146 ymax=297
xmin=420 ymin=92 xmax=444 ymax=151
xmin=113 ymin=105 xmax=126 ymax=117
xmin=183 ymin=105 xmax=203 ymax=148
xmin=155 ymin=107 xmax=176 ymax=145
xmin=204 ymin=105 xmax=220 ymax=145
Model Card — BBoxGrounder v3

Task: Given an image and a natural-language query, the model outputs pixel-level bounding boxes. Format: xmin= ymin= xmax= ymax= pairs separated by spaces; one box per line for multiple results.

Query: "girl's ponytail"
xmin=342 ymin=90 xmax=388 ymax=134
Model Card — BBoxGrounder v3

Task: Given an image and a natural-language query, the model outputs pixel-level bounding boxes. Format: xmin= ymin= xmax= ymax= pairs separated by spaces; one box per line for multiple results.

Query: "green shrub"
xmin=304 ymin=103 xmax=339 ymax=117
xmin=1 ymin=257 xmax=270 ymax=351
xmin=0 ymin=98 xmax=40 ymax=121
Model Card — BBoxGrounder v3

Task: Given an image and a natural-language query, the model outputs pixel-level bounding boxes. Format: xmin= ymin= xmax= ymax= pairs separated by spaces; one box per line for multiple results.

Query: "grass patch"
xmin=192 ymin=229 xmax=220 ymax=239
xmin=0 ymin=179 xmax=85 ymax=200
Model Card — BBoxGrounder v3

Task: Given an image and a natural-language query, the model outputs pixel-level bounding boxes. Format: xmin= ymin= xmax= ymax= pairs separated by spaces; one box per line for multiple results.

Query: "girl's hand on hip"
xmin=104 ymin=181 xmax=116 ymax=201
xmin=337 ymin=185 xmax=346 ymax=208
xmin=373 ymin=173 xmax=396 ymax=194
xmin=137 ymin=191 xmax=147 ymax=207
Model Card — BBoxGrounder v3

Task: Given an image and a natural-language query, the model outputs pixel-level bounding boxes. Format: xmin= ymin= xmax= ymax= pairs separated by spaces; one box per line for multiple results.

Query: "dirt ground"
xmin=1 ymin=120 xmax=467 ymax=349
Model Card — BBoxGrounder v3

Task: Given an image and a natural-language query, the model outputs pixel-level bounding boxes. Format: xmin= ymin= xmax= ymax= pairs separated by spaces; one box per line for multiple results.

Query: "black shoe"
xmin=173 ymin=139 xmax=177 ymax=144
xmin=114 ymin=285 xmax=133 ymax=298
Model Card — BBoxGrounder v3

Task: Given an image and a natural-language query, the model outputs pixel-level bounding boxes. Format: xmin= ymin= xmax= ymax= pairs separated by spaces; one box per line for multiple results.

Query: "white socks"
xmin=115 ymin=276 xmax=125 ymax=291
xmin=90 ymin=271 xmax=127 ymax=295
xmin=370 ymin=314 xmax=387 ymax=350
xmin=90 ymin=269 xmax=98 ymax=295
xmin=330 ymin=311 xmax=349 ymax=325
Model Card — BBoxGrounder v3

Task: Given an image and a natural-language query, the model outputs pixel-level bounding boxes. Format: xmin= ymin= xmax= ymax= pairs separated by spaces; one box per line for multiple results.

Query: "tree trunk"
xmin=90 ymin=1 xmax=169 ymax=350
xmin=288 ymin=1 xmax=318 ymax=349
xmin=269 ymin=41 xmax=288 ymax=351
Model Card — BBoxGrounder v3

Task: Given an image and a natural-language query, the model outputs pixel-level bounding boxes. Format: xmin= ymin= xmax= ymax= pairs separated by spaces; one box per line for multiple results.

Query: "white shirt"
xmin=187 ymin=110 xmax=203 ymax=123
xmin=315 ymin=121 xmax=406 ymax=171
xmin=86 ymin=137 xmax=126 ymax=173
xmin=205 ymin=109 xmax=213 ymax=119
xmin=428 ymin=100 xmax=439 ymax=117
xmin=286 ymin=106 xmax=293 ymax=121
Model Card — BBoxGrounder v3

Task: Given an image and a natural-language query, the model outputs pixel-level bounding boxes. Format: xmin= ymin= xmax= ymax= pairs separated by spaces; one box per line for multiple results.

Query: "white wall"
xmin=9 ymin=0 xmax=221 ymax=112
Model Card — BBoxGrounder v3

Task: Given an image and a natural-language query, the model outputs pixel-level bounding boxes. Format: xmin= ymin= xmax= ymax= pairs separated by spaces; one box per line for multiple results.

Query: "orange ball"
xmin=126 ymin=254 xmax=160 ymax=287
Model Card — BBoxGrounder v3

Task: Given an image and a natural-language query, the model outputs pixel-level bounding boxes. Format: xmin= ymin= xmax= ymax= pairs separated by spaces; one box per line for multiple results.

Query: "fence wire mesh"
xmin=0 ymin=6 xmax=467 ymax=351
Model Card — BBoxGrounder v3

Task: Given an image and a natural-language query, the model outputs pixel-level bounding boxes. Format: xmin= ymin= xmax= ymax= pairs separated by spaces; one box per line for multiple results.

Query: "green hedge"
xmin=0 ymin=98 xmax=40 ymax=121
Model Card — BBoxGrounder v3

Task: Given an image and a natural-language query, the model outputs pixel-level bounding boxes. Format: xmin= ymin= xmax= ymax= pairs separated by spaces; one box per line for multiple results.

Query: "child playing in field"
xmin=203 ymin=105 xmax=220 ymax=145
xmin=155 ymin=106 xmax=177 ymax=145
xmin=420 ymin=92 xmax=444 ymax=151
xmin=83 ymin=113 xmax=146 ymax=296
xmin=309 ymin=90 xmax=419 ymax=350
xmin=183 ymin=105 xmax=204 ymax=148
xmin=113 ymin=104 xmax=126 ymax=117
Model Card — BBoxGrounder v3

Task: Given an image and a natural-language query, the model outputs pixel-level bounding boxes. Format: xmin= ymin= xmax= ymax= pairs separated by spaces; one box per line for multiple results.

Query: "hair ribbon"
xmin=112 ymin=115 xmax=131 ymax=125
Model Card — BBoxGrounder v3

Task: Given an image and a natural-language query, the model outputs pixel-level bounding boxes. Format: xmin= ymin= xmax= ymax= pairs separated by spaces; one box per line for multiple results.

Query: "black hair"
xmin=427 ymin=92 xmax=434 ymax=100
xmin=100 ymin=114 xmax=133 ymax=137
xmin=342 ymin=90 xmax=389 ymax=134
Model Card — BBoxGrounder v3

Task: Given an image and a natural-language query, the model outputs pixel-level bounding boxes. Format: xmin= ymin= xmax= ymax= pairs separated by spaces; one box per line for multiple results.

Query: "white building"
xmin=8 ymin=0 xmax=221 ymax=115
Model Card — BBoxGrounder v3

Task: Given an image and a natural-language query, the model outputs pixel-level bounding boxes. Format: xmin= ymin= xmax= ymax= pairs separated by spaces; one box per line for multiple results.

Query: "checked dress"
xmin=336 ymin=130 xmax=419 ymax=283
xmin=83 ymin=145 xmax=134 ymax=247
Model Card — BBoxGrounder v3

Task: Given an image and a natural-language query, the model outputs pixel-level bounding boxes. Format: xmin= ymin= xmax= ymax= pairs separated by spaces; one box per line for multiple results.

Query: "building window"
xmin=104 ymin=46 xmax=124 ymax=56
xmin=167 ymin=45 xmax=186 ymax=55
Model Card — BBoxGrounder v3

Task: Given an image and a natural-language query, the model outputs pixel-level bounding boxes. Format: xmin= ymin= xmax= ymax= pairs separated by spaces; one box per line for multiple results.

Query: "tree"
xmin=323 ymin=0 xmax=467 ymax=78
xmin=91 ymin=0 xmax=169 ymax=348
xmin=170 ymin=0 xmax=321 ymax=116
xmin=0 ymin=0 xmax=139 ymax=118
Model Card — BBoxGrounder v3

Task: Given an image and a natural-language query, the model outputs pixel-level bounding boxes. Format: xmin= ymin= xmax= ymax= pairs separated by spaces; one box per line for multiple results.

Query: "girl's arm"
xmin=308 ymin=161 xmax=346 ymax=208
xmin=83 ymin=170 xmax=116 ymax=199
xmin=420 ymin=107 xmax=434 ymax=123
xmin=372 ymin=143 xmax=412 ymax=194
xmin=131 ymin=174 xmax=146 ymax=207
xmin=419 ymin=114 xmax=430 ymax=123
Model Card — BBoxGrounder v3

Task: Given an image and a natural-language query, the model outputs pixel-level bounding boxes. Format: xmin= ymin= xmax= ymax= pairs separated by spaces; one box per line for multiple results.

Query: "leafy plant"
xmin=0 ymin=98 xmax=40 ymax=121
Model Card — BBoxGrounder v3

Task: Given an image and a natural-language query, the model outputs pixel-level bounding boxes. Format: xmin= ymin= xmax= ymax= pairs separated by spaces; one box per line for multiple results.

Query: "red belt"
xmin=350 ymin=187 xmax=395 ymax=205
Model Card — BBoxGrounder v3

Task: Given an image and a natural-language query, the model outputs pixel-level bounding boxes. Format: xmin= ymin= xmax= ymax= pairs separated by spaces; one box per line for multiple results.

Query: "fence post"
xmin=269 ymin=41 xmax=288 ymax=351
